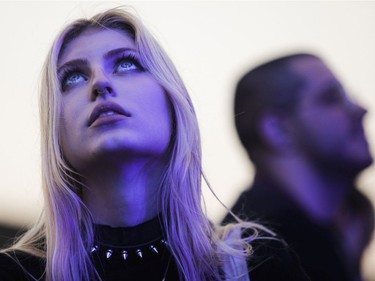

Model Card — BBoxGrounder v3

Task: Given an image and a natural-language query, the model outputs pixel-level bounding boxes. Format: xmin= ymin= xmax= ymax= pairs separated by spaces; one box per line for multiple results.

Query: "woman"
xmin=0 ymin=8 xmax=308 ymax=281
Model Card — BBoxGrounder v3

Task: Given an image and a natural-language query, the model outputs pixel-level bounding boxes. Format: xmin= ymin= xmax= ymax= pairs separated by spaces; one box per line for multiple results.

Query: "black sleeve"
xmin=0 ymin=252 xmax=44 ymax=281
xmin=248 ymin=237 xmax=311 ymax=281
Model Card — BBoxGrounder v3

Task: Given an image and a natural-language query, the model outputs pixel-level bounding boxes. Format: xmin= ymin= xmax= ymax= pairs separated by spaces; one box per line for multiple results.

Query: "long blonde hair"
xmin=7 ymin=8 xmax=263 ymax=281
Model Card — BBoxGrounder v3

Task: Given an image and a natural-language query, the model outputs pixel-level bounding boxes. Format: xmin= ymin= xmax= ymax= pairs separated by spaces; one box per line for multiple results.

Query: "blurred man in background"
xmin=223 ymin=53 xmax=374 ymax=281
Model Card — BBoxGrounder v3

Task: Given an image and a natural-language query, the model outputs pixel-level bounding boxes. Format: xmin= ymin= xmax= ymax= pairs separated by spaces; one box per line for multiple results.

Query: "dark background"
xmin=0 ymin=224 xmax=24 ymax=249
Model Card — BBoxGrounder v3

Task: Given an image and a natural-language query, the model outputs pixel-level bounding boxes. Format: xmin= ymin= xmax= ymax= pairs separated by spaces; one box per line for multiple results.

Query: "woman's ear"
xmin=257 ymin=112 xmax=294 ymax=152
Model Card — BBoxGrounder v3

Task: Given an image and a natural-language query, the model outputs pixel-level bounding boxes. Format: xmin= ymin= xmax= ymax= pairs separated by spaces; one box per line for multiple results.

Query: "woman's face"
xmin=57 ymin=28 xmax=173 ymax=172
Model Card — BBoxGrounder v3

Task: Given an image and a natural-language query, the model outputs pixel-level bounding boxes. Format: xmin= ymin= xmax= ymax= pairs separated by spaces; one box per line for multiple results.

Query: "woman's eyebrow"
xmin=57 ymin=48 xmax=137 ymax=74
xmin=57 ymin=58 xmax=89 ymax=74
xmin=104 ymin=47 xmax=137 ymax=60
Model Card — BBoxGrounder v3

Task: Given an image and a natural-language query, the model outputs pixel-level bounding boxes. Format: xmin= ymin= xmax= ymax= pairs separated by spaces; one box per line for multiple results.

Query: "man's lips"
xmin=88 ymin=102 xmax=131 ymax=126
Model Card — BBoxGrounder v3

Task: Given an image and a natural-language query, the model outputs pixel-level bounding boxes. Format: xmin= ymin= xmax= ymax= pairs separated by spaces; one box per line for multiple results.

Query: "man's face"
xmin=289 ymin=57 xmax=372 ymax=176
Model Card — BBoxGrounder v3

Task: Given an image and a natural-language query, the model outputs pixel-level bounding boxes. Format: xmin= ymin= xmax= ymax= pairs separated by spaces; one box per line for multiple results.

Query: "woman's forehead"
xmin=58 ymin=28 xmax=135 ymax=66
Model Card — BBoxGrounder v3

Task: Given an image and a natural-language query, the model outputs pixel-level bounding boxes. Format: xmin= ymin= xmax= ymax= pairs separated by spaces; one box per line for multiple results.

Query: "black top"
xmin=91 ymin=217 xmax=179 ymax=280
xmin=223 ymin=180 xmax=364 ymax=281
xmin=0 ymin=216 xmax=309 ymax=281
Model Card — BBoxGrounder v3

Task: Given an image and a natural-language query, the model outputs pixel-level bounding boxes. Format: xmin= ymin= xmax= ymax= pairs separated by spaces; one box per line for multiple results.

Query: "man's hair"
xmin=234 ymin=53 xmax=319 ymax=157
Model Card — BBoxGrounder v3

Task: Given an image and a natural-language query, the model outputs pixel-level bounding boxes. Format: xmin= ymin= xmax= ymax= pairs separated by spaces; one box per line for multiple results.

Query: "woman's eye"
xmin=115 ymin=57 xmax=141 ymax=73
xmin=66 ymin=73 xmax=85 ymax=85
xmin=61 ymin=72 xmax=87 ymax=91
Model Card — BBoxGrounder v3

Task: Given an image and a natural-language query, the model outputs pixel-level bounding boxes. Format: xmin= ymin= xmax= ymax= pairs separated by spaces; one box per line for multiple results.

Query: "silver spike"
xmin=122 ymin=250 xmax=128 ymax=260
xmin=161 ymin=239 xmax=168 ymax=245
xmin=150 ymin=245 xmax=159 ymax=254
xmin=106 ymin=249 xmax=113 ymax=259
xmin=91 ymin=245 xmax=99 ymax=253
xmin=136 ymin=249 xmax=143 ymax=258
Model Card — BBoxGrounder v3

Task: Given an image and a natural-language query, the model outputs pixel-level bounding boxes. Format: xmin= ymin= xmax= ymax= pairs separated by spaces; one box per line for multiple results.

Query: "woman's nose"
xmin=92 ymin=82 xmax=113 ymax=99
xmin=90 ymin=70 xmax=115 ymax=100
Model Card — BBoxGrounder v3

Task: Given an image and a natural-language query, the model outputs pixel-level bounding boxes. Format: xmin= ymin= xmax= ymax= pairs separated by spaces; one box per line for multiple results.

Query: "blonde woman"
xmin=0 ymin=8 xmax=309 ymax=281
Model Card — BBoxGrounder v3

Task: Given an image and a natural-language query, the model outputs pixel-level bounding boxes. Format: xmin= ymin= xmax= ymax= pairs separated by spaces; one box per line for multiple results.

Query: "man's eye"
xmin=326 ymin=91 xmax=343 ymax=103
xmin=320 ymin=85 xmax=346 ymax=105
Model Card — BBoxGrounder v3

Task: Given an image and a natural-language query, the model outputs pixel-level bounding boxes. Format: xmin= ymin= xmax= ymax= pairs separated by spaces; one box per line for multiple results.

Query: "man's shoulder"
xmin=248 ymin=236 xmax=310 ymax=281
xmin=223 ymin=183 xmax=290 ymax=223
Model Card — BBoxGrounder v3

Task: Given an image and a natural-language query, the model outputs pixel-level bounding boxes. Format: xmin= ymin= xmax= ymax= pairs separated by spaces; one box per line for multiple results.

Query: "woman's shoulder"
xmin=0 ymin=251 xmax=45 ymax=281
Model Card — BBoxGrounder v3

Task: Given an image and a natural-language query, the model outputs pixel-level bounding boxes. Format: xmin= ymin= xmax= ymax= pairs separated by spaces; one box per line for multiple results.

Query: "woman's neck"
xmin=81 ymin=158 xmax=165 ymax=227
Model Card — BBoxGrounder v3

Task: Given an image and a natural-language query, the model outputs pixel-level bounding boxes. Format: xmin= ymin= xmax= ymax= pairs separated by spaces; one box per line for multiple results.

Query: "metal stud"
xmin=136 ymin=249 xmax=143 ymax=258
xmin=122 ymin=250 xmax=128 ymax=260
xmin=106 ymin=249 xmax=113 ymax=259
xmin=150 ymin=245 xmax=159 ymax=254
xmin=91 ymin=245 xmax=99 ymax=253
xmin=92 ymin=238 xmax=167 ymax=261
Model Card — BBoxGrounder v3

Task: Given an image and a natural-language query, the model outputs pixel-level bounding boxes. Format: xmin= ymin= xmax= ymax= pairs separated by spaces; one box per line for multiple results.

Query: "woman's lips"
xmin=88 ymin=102 xmax=131 ymax=127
